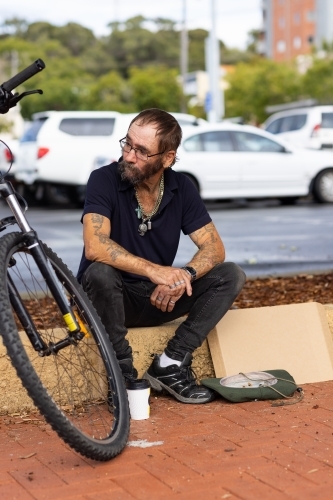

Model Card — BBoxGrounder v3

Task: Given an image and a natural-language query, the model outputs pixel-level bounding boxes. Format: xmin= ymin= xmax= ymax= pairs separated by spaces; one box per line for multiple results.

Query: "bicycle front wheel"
xmin=0 ymin=232 xmax=130 ymax=461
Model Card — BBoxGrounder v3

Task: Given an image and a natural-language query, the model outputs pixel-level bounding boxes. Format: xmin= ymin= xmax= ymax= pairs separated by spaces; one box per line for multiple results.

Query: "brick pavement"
xmin=1 ymin=381 xmax=333 ymax=500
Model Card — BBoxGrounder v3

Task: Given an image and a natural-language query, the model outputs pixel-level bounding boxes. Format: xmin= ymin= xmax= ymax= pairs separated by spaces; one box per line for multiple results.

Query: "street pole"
xmin=180 ymin=0 xmax=188 ymax=113
xmin=205 ymin=0 xmax=224 ymax=122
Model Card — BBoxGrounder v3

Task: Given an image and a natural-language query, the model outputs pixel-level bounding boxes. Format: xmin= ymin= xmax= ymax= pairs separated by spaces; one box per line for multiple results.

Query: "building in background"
xmin=263 ymin=0 xmax=333 ymax=61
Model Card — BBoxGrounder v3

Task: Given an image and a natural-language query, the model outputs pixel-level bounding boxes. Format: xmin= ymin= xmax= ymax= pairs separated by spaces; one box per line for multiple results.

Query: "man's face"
xmin=118 ymin=122 xmax=164 ymax=185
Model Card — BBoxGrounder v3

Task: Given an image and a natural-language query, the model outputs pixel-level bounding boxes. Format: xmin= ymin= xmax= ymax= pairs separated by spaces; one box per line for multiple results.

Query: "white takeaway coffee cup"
xmin=126 ymin=379 xmax=150 ymax=420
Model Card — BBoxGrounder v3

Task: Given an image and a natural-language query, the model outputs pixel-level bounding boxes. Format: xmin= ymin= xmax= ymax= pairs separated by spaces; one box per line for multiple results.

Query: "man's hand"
xmin=150 ymin=269 xmax=192 ymax=312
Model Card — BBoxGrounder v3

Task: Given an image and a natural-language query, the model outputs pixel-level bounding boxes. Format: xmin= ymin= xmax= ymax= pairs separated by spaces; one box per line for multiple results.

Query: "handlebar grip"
xmin=2 ymin=59 xmax=45 ymax=92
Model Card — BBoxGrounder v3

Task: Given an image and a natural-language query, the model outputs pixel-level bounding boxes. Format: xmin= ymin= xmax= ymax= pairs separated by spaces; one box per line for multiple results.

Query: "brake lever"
xmin=9 ymin=89 xmax=43 ymax=109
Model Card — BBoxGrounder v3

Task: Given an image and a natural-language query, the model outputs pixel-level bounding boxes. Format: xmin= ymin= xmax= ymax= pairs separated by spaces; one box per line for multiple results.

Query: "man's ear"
xmin=163 ymin=150 xmax=176 ymax=168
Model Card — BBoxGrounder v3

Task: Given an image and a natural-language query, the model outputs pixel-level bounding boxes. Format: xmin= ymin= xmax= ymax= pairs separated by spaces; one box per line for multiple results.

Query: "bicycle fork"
xmin=2 ymin=182 xmax=84 ymax=356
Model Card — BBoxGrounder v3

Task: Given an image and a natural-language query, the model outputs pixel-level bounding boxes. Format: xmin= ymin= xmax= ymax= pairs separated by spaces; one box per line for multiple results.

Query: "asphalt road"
xmin=1 ymin=199 xmax=333 ymax=278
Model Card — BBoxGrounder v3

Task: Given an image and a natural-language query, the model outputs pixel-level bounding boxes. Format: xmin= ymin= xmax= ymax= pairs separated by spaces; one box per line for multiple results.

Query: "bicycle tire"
xmin=0 ymin=231 xmax=130 ymax=461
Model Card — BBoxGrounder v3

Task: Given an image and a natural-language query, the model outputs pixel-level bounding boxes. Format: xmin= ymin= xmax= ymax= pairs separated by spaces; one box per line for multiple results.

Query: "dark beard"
xmin=118 ymin=158 xmax=164 ymax=186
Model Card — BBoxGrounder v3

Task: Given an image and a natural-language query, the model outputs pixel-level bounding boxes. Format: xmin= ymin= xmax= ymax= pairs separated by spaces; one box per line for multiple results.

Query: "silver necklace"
xmin=134 ymin=173 xmax=164 ymax=236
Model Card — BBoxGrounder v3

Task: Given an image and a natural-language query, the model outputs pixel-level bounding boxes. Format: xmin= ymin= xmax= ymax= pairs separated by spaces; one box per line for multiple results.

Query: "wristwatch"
xmin=182 ymin=266 xmax=197 ymax=282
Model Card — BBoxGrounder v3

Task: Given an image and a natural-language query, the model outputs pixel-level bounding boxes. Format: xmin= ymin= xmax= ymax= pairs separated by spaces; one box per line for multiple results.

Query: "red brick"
xmin=114 ymin=471 xmax=173 ymax=499
xmin=9 ymin=459 xmax=65 ymax=490
xmin=85 ymin=490 xmax=136 ymax=500
xmin=267 ymin=447 xmax=333 ymax=485
xmin=61 ymin=461 xmax=143 ymax=484
xmin=0 ymin=481 xmax=36 ymax=499
xmin=220 ymin=470 xmax=289 ymax=500
xmin=33 ymin=479 xmax=122 ymax=500
xmin=246 ymin=461 xmax=316 ymax=492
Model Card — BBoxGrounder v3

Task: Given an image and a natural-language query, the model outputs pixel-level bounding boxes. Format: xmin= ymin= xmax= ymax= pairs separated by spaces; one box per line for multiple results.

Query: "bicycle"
xmin=0 ymin=59 xmax=130 ymax=461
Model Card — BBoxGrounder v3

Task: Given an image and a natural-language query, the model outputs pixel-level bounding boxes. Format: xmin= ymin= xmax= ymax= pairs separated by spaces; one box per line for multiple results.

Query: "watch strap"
xmin=182 ymin=266 xmax=197 ymax=282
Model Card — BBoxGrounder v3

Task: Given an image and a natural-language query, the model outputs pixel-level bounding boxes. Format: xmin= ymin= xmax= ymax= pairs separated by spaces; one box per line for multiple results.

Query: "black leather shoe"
xmin=118 ymin=358 xmax=138 ymax=382
xmin=143 ymin=353 xmax=215 ymax=404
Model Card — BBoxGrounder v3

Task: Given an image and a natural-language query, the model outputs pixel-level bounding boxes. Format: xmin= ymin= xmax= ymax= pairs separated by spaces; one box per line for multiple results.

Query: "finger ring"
xmin=169 ymin=300 xmax=175 ymax=304
xmin=169 ymin=284 xmax=175 ymax=289
xmin=179 ymin=280 xmax=185 ymax=284
xmin=175 ymin=281 xmax=181 ymax=286
xmin=157 ymin=296 xmax=163 ymax=301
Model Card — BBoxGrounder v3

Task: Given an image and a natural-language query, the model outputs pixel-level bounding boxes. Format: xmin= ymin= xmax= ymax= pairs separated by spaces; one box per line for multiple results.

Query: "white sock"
xmin=159 ymin=352 xmax=181 ymax=367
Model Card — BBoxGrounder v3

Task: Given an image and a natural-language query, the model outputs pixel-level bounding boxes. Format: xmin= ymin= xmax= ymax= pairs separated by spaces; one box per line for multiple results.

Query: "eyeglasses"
xmin=119 ymin=138 xmax=165 ymax=162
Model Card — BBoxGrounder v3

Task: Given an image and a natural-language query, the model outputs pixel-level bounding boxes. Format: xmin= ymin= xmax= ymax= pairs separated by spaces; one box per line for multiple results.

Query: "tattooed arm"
xmin=82 ymin=213 xmax=192 ymax=292
xmin=187 ymin=222 xmax=225 ymax=279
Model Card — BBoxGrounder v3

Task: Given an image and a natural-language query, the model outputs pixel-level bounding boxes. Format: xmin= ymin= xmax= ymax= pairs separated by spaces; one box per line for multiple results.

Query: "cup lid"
xmin=126 ymin=379 xmax=150 ymax=390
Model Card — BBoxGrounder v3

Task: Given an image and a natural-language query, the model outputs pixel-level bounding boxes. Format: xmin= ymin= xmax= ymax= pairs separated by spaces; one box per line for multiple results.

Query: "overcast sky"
xmin=2 ymin=0 xmax=262 ymax=49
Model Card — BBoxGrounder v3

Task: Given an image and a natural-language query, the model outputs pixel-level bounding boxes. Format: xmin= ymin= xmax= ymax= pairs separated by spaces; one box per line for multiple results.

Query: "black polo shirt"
xmin=77 ymin=162 xmax=211 ymax=283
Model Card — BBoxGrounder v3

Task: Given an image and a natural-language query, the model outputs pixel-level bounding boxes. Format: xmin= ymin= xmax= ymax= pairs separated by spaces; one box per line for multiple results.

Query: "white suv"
xmin=14 ymin=110 xmax=206 ymax=205
xmin=263 ymin=106 xmax=333 ymax=150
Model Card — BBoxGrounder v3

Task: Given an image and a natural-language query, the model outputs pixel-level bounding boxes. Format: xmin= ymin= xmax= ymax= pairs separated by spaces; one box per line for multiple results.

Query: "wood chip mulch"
xmin=233 ymin=272 xmax=333 ymax=309
xmin=18 ymin=273 xmax=333 ymax=328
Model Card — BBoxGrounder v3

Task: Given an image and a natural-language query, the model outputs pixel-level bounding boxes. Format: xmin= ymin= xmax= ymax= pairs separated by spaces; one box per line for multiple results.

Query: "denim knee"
xmin=83 ymin=262 xmax=121 ymax=292
xmin=210 ymin=262 xmax=246 ymax=295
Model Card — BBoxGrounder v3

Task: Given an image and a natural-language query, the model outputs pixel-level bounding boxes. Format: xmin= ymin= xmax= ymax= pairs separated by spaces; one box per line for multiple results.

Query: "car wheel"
xmin=44 ymin=184 xmax=72 ymax=206
xmin=313 ymin=169 xmax=333 ymax=203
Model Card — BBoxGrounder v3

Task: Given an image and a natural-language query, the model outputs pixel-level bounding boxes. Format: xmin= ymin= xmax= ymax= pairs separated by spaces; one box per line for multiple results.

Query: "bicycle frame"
xmin=0 ymin=178 xmax=83 ymax=355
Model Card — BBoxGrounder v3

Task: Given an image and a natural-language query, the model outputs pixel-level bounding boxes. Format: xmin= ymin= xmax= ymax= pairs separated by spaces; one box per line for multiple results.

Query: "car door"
xmin=180 ymin=130 xmax=242 ymax=199
xmin=231 ymin=130 xmax=307 ymax=197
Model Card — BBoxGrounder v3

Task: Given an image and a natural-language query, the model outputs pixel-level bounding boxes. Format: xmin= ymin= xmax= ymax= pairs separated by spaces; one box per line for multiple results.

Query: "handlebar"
xmin=2 ymin=59 xmax=45 ymax=93
xmin=0 ymin=58 xmax=45 ymax=114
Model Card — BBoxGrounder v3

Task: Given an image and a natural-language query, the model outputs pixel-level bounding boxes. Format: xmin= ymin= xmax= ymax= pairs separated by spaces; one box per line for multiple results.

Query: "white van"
xmin=263 ymin=106 xmax=333 ymax=150
xmin=14 ymin=110 xmax=206 ymax=205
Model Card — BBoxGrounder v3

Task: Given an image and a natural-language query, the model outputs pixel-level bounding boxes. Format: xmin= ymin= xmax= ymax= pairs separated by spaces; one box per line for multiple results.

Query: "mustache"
xmin=118 ymin=158 xmax=164 ymax=185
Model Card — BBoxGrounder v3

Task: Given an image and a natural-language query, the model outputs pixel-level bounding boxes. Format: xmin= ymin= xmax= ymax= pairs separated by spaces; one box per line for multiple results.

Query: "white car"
xmin=263 ymin=106 xmax=333 ymax=150
xmin=14 ymin=110 xmax=206 ymax=205
xmin=173 ymin=122 xmax=333 ymax=203
xmin=0 ymin=137 xmax=19 ymax=181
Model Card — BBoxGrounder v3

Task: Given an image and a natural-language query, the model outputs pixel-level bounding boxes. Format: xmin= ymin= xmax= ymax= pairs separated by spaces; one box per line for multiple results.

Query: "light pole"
xmin=180 ymin=0 xmax=188 ymax=113
xmin=205 ymin=0 xmax=224 ymax=122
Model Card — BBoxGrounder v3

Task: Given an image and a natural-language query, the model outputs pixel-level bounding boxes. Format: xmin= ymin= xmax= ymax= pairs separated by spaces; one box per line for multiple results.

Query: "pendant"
xmin=138 ymin=222 xmax=148 ymax=236
xmin=135 ymin=207 xmax=142 ymax=219
xmin=147 ymin=220 xmax=152 ymax=230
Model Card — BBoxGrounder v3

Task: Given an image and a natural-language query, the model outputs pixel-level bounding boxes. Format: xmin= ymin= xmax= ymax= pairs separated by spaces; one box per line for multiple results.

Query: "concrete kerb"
xmin=0 ymin=305 xmax=332 ymax=415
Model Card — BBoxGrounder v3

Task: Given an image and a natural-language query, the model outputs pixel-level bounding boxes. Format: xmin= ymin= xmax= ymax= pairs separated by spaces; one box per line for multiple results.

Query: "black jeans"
xmin=82 ymin=262 xmax=246 ymax=362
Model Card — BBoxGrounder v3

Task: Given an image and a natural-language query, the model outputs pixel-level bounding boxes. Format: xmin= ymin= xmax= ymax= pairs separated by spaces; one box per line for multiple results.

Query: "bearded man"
xmin=77 ymin=108 xmax=246 ymax=404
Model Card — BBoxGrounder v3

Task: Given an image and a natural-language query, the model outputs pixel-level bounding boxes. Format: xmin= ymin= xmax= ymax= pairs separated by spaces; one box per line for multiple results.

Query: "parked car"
xmin=14 ymin=110 xmax=206 ymax=205
xmin=0 ymin=137 xmax=19 ymax=181
xmin=263 ymin=106 xmax=333 ymax=150
xmin=173 ymin=122 xmax=333 ymax=203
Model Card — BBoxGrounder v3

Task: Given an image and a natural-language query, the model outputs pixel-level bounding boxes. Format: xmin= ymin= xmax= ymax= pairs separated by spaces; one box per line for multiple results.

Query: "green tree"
xmin=129 ymin=66 xmax=182 ymax=111
xmin=302 ymin=57 xmax=333 ymax=103
xmin=85 ymin=71 xmax=133 ymax=112
xmin=225 ymin=59 xmax=302 ymax=124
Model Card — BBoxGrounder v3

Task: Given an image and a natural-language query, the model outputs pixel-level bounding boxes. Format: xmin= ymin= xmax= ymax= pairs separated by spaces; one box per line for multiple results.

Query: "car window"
xmin=20 ymin=118 xmax=48 ymax=143
xmin=266 ymin=117 xmax=283 ymax=134
xmin=183 ymin=131 xmax=233 ymax=152
xmin=321 ymin=113 xmax=333 ymax=129
xmin=280 ymin=114 xmax=306 ymax=132
xmin=59 ymin=118 xmax=115 ymax=136
xmin=232 ymin=131 xmax=285 ymax=153
xmin=177 ymin=118 xmax=197 ymax=126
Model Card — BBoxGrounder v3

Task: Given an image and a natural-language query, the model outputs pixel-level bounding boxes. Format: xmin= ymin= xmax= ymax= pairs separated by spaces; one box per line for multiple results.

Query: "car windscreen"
xmin=20 ymin=118 xmax=48 ymax=143
xmin=59 ymin=118 xmax=115 ymax=136
xmin=321 ymin=113 xmax=333 ymax=129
